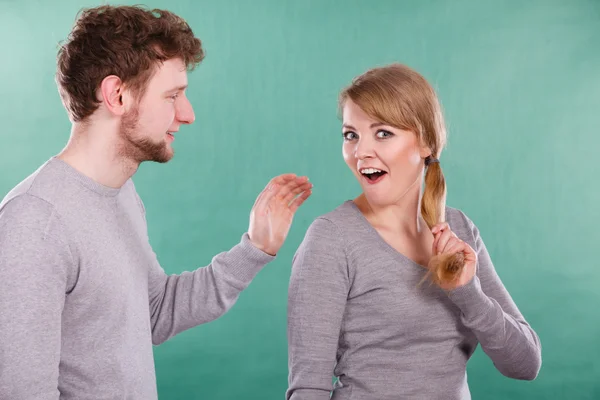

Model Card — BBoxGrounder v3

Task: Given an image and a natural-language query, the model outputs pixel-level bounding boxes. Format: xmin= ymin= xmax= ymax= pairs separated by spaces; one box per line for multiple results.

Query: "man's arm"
xmin=148 ymin=232 xmax=274 ymax=344
xmin=0 ymin=195 xmax=74 ymax=399
xmin=139 ymin=173 xmax=312 ymax=344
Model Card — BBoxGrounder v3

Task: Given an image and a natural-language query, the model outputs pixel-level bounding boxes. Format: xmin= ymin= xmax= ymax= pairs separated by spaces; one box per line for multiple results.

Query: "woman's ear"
xmin=417 ymin=135 xmax=434 ymax=159
xmin=419 ymin=143 xmax=433 ymax=160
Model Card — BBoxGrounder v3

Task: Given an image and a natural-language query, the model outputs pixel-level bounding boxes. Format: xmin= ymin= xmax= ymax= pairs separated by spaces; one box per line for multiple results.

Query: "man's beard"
xmin=118 ymin=106 xmax=174 ymax=164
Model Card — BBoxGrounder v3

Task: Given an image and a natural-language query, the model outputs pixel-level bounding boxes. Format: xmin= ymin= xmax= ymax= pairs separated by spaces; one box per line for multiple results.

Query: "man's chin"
xmin=155 ymin=152 xmax=174 ymax=163
xmin=137 ymin=142 xmax=174 ymax=164
xmin=145 ymin=149 xmax=174 ymax=164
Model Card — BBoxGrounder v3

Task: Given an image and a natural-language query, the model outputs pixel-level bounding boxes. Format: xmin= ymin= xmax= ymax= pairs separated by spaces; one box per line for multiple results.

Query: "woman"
xmin=286 ymin=64 xmax=541 ymax=400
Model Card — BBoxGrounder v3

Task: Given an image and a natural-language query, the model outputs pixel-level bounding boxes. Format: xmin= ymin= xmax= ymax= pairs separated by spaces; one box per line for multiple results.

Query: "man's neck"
xmin=57 ymin=122 xmax=139 ymax=189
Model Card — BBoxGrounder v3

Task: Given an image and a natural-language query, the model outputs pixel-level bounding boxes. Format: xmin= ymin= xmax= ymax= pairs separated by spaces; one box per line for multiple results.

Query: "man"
xmin=0 ymin=5 xmax=312 ymax=399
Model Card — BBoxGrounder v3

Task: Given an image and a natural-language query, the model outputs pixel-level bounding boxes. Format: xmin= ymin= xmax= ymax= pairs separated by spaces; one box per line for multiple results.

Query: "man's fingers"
xmin=252 ymin=183 xmax=271 ymax=209
xmin=274 ymin=176 xmax=309 ymax=201
xmin=271 ymin=173 xmax=299 ymax=186
xmin=253 ymin=182 xmax=279 ymax=213
xmin=282 ymin=182 xmax=313 ymax=204
xmin=289 ymin=189 xmax=312 ymax=213
xmin=253 ymin=174 xmax=308 ymax=213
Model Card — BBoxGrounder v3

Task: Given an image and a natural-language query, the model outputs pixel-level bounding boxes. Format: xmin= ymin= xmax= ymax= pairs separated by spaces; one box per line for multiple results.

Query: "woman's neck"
xmin=354 ymin=188 xmax=428 ymax=237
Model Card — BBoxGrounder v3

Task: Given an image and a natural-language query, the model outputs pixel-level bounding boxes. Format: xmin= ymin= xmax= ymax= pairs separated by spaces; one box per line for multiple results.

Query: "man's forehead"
xmin=153 ymin=58 xmax=188 ymax=89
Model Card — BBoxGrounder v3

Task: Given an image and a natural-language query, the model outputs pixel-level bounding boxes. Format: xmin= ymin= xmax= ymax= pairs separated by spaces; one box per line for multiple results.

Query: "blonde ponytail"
xmin=421 ymin=159 xmax=465 ymax=285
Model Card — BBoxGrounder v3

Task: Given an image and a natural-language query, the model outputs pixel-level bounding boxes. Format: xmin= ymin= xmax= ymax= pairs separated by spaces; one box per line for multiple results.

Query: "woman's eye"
xmin=343 ymin=131 xmax=358 ymax=141
xmin=376 ymin=130 xmax=393 ymax=138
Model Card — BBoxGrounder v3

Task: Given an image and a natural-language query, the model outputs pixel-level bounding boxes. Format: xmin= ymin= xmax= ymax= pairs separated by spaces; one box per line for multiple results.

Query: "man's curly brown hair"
xmin=56 ymin=5 xmax=204 ymax=122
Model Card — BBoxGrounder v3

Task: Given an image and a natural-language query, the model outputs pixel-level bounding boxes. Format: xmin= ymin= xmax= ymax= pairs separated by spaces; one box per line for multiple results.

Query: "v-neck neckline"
xmin=344 ymin=200 xmax=430 ymax=272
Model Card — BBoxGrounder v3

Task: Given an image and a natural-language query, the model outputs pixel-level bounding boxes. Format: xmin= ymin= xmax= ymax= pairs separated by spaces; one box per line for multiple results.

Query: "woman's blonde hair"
xmin=339 ymin=63 xmax=464 ymax=285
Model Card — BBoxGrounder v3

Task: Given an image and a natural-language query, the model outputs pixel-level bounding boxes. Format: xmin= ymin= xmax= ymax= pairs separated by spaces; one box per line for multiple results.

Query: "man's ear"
xmin=97 ymin=75 xmax=126 ymax=117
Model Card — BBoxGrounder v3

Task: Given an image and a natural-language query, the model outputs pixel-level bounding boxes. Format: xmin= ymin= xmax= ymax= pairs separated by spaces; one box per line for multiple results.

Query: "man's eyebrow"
xmin=165 ymin=84 xmax=188 ymax=93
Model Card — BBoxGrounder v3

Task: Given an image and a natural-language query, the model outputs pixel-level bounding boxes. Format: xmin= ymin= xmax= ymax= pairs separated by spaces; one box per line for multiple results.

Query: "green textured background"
xmin=1 ymin=0 xmax=598 ymax=399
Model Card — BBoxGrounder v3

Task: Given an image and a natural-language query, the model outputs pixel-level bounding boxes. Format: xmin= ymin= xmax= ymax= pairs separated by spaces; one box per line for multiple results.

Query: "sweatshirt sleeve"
xmin=147 ymin=231 xmax=275 ymax=345
xmin=446 ymin=213 xmax=542 ymax=380
xmin=130 ymin=190 xmax=276 ymax=345
xmin=0 ymin=195 xmax=75 ymax=400
xmin=286 ymin=218 xmax=351 ymax=400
